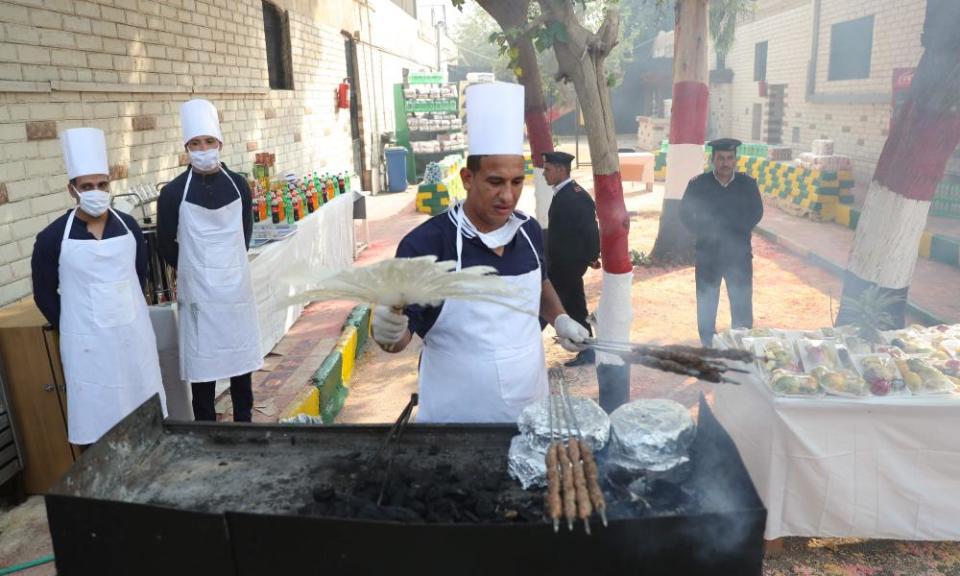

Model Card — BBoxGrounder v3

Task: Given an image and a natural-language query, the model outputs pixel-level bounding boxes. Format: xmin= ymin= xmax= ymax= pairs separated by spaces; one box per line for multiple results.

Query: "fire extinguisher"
xmin=337 ymin=79 xmax=350 ymax=110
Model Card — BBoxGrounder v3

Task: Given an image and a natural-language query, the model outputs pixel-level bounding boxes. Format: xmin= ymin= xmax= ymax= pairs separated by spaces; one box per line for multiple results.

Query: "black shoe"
xmin=564 ymin=350 xmax=595 ymax=367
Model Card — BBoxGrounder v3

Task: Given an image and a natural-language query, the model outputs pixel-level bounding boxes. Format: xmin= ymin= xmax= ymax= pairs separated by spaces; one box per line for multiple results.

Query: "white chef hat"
xmin=60 ymin=127 xmax=109 ymax=180
xmin=180 ymin=98 xmax=223 ymax=145
xmin=466 ymin=82 xmax=524 ymax=156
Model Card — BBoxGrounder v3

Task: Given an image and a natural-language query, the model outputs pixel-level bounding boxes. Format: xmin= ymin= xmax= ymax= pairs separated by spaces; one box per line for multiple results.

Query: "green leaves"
xmin=839 ymin=286 xmax=904 ymax=343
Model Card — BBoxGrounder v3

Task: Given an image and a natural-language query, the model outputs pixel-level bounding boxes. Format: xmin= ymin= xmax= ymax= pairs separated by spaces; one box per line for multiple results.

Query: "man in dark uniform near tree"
xmin=543 ymin=151 xmax=601 ymax=367
xmin=680 ymin=138 xmax=764 ymax=347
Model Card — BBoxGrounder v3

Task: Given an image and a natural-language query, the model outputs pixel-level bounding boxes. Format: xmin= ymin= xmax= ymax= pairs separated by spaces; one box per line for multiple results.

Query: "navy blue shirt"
xmin=156 ymin=164 xmax=253 ymax=270
xmin=31 ymin=209 xmax=149 ymax=328
xmin=395 ymin=209 xmax=546 ymax=338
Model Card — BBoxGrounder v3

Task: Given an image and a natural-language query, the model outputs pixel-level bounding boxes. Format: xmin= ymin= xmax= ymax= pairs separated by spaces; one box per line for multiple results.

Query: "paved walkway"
xmin=757 ymin=202 xmax=960 ymax=325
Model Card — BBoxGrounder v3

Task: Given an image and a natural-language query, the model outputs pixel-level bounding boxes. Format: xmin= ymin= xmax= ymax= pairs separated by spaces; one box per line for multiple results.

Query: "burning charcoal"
xmin=474 ymin=495 xmax=496 ymax=518
xmin=444 ymin=488 xmax=468 ymax=503
xmin=312 ymin=484 xmax=336 ymax=503
xmin=426 ymin=499 xmax=458 ymax=523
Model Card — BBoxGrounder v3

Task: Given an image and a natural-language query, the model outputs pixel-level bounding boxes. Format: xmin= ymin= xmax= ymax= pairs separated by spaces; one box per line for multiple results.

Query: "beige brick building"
xmin=0 ymin=0 xmax=455 ymax=306
xmin=713 ymin=0 xmax=938 ymax=178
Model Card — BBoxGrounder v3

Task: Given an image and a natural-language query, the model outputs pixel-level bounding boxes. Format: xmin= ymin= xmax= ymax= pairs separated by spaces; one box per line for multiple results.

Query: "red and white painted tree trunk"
xmin=650 ymin=0 xmax=710 ymax=265
xmin=537 ymin=0 xmax=632 ymax=411
xmin=836 ymin=0 xmax=960 ymax=327
xmin=476 ymin=0 xmax=556 ymax=228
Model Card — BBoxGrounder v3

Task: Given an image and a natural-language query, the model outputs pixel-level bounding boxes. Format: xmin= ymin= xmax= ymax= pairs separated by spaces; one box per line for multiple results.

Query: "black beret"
xmin=543 ymin=151 xmax=575 ymax=166
xmin=708 ymin=138 xmax=742 ymax=152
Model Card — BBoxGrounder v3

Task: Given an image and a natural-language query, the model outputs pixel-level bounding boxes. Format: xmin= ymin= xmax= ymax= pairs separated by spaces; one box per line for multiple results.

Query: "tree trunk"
xmin=836 ymin=0 xmax=960 ymax=328
xmin=476 ymin=0 xmax=556 ymax=230
xmin=539 ymin=1 xmax=632 ymax=412
xmin=650 ymin=0 xmax=709 ymax=265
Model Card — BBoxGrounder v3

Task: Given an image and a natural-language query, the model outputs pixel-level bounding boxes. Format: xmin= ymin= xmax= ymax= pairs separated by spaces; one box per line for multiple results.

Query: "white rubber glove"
xmin=554 ymin=314 xmax=590 ymax=352
xmin=373 ymin=305 xmax=409 ymax=346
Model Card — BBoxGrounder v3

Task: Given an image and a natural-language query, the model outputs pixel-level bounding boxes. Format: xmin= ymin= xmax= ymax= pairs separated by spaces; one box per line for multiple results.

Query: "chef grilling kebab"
xmin=545 ymin=367 xmax=607 ymax=534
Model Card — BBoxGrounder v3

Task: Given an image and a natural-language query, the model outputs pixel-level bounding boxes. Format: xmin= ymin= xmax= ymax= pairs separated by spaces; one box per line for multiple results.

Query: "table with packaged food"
xmin=712 ymin=323 xmax=960 ymax=540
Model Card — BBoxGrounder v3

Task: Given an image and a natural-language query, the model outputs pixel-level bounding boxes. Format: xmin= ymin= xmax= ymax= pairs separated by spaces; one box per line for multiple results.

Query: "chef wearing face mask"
xmin=372 ymin=83 xmax=591 ymax=423
xmin=31 ymin=127 xmax=167 ymax=447
xmin=156 ymin=99 xmax=262 ymax=423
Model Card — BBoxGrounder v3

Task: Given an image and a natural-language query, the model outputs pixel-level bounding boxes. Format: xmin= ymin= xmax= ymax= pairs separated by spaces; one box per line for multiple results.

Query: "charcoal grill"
xmin=45 ymin=394 xmax=766 ymax=576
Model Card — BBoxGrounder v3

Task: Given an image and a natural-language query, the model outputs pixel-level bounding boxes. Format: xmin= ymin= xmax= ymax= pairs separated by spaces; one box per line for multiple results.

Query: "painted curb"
xmin=282 ymin=304 xmax=373 ymax=423
xmin=755 ymin=225 xmax=948 ymax=326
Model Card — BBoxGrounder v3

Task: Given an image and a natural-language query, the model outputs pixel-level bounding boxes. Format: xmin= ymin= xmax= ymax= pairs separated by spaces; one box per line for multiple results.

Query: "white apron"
xmin=417 ymin=208 xmax=548 ymax=423
xmin=176 ymin=168 xmax=263 ymax=382
xmin=58 ymin=208 xmax=167 ymax=445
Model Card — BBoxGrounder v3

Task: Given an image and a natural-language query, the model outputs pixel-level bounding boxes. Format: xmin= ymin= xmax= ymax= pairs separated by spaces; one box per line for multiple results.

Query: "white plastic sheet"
xmin=713 ymin=366 xmax=960 ymax=540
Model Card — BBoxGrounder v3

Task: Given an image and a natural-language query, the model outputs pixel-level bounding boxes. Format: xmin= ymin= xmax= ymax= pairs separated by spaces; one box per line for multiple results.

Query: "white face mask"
xmin=74 ymin=186 xmax=110 ymax=217
xmin=189 ymin=148 xmax=221 ymax=171
xmin=458 ymin=205 xmax=527 ymax=249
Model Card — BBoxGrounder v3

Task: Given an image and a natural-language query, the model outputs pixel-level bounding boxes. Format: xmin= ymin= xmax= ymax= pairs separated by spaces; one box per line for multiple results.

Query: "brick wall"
xmin=717 ymin=0 xmax=928 ymax=180
xmin=0 ymin=0 xmax=445 ymax=306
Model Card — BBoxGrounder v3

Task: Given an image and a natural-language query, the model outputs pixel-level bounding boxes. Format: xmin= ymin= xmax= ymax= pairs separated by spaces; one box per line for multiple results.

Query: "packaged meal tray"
xmin=810 ymin=365 xmax=869 ymax=397
xmin=884 ymin=328 xmax=936 ymax=355
xmin=744 ymin=337 xmax=802 ymax=375
xmin=893 ymin=355 xmax=957 ymax=395
xmin=768 ymin=369 xmax=822 ymax=397
xmin=817 ymin=326 xmax=859 ymax=339
xmin=796 ymin=339 xmax=843 ymax=372
xmin=852 ymin=353 xmax=909 ymax=397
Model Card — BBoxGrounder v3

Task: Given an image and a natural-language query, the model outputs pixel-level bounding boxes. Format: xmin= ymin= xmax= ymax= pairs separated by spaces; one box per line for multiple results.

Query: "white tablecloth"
xmin=713 ymin=371 xmax=960 ymax=540
xmin=148 ymin=192 xmax=356 ymax=414
xmin=249 ymin=191 xmax=355 ymax=355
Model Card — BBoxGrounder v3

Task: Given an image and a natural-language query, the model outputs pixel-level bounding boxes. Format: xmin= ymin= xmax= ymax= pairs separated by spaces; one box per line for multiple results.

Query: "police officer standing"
xmin=543 ymin=151 xmax=601 ymax=367
xmin=680 ymin=138 xmax=763 ymax=347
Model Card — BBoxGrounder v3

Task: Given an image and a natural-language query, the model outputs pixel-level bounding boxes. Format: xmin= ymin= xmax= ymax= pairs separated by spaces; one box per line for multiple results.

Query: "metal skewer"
xmin=557 ymin=369 xmax=608 ymax=528
xmin=554 ymin=369 xmax=591 ymax=535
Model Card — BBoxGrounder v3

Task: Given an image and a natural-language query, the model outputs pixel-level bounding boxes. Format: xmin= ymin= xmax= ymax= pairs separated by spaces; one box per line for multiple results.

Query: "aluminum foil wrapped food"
xmin=516 ymin=396 xmax=610 ymax=452
xmin=606 ymin=399 xmax=696 ymax=483
xmin=508 ymin=396 xmax=610 ymax=489
xmin=507 ymin=435 xmax=547 ymax=490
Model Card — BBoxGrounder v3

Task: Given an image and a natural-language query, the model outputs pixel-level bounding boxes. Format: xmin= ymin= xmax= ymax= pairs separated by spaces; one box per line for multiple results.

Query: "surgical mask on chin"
xmin=189 ymin=148 xmax=221 ymax=171
xmin=475 ymin=219 xmax=525 ymax=249
xmin=74 ymin=187 xmax=110 ymax=217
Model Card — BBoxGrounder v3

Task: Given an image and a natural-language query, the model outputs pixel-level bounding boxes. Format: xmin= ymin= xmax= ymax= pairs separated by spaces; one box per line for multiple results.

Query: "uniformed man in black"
xmin=543 ymin=151 xmax=601 ymax=367
xmin=680 ymin=138 xmax=763 ymax=347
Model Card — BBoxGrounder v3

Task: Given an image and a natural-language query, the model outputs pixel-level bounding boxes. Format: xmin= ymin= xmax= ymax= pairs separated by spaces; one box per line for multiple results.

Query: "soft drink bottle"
xmin=271 ymin=194 xmax=280 ymax=224
xmin=337 ymin=173 xmax=345 ymax=196
xmin=326 ymin=177 xmax=335 ymax=201
xmin=344 ymin=172 xmax=351 ymax=194
xmin=285 ymin=193 xmax=294 ymax=224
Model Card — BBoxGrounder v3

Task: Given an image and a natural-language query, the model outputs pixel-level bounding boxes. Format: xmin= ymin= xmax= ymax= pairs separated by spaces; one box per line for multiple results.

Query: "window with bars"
xmin=828 ymin=16 xmax=874 ymax=81
xmin=754 ymin=41 xmax=768 ymax=82
xmin=262 ymin=0 xmax=294 ymax=90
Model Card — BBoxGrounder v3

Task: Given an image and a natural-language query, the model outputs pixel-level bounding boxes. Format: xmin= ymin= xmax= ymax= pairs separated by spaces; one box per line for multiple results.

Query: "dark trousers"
xmin=191 ymin=372 xmax=254 ymax=422
xmin=549 ymin=264 xmax=593 ymax=336
xmin=695 ymin=259 xmax=754 ymax=347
